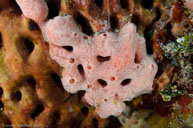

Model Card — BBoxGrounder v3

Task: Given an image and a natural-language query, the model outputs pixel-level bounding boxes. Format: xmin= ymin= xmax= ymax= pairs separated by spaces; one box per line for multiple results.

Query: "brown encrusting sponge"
xmin=16 ymin=0 xmax=158 ymax=118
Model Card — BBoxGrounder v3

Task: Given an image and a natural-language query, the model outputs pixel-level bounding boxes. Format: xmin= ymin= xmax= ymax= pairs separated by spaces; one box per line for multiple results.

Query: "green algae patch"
xmin=160 ymin=84 xmax=186 ymax=101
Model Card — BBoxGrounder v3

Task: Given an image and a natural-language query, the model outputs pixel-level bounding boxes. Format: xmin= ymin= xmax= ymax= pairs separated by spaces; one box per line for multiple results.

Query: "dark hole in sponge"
xmin=77 ymin=64 xmax=85 ymax=79
xmin=97 ymin=55 xmax=111 ymax=62
xmin=141 ymin=0 xmax=154 ymax=9
xmin=165 ymin=23 xmax=172 ymax=39
xmin=4 ymin=120 xmax=12 ymax=128
xmin=48 ymin=111 xmax=60 ymax=127
xmin=9 ymin=0 xmax=22 ymax=15
xmin=51 ymin=72 xmax=64 ymax=90
xmin=120 ymin=0 xmax=129 ymax=9
xmin=0 ymin=87 xmax=3 ymax=98
xmin=16 ymin=37 xmax=34 ymax=62
xmin=0 ymin=100 xmax=4 ymax=112
xmin=26 ymin=76 xmax=36 ymax=89
xmin=62 ymin=46 xmax=73 ymax=52
xmin=74 ymin=12 xmax=93 ymax=36
xmin=110 ymin=15 xmax=119 ymax=31
xmin=121 ymin=78 xmax=131 ymax=86
xmin=15 ymin=91 xmax=22 ymax=101
xmin=70 ymin=117 xmax=82 ymax=128
xmin=47 ymin=0 xmax=61 ymax=19
xmin=153 ymin=7 xmax=161 ymax=22
xmin=81 ymin=106 xmax=89 ymax=116
xmin=77 ymin=90 xmax=86 ymax=101
xmin=95 ymin=0 xmax=103 ymax=7
xmin=131 ymin=14 xmax=140 ymax=30
xmin=190 ymin=55 xmax=193 ymax=64
xmin=166 ymin=23 xmax=172 ymax=32
xmin=106 ymin=116 xmax=122 ymax=128
xmin=28 ymin=19 xmax=40 ymax=31
xmin=52 ymin=111 xmax=60 ymax=120
xmin=97 ymin=79 xmax=107 ymax=87
xmin=31 ymin=104 xmax=44 ymax=119
xmin=144 ymin=25 xmax=154 ymax=54
xmin=0 ymin=32 xmax=2 ymax=48
xmin=92 ymin=118 xmax=99 ymax=128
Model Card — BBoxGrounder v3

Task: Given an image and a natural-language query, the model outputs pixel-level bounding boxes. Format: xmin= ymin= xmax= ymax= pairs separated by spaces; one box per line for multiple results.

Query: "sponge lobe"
xmin=186 ymin=0 xmax=193 ymax=11
xmin=47 ymin=16 xmax=158 ymax=118
xmin=16 ymin=0 xmax=48 ymax=23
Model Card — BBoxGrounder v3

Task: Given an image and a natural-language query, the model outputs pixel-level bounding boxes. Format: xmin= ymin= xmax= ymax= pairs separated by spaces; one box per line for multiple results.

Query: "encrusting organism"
xmin=186 ymin=0 xmax=193 ymax=11
xmin=16 ymin=0 xmax=158 ymax=118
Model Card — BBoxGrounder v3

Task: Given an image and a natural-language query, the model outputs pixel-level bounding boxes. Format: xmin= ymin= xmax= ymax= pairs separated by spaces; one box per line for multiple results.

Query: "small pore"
xmin=31 ymin=104 xmax=45 ymax=119
xmin=103 ymin=33 xmax=107 ymax=36
xmin=69 ymin=79 xmax=75 ymax=84
xmin=97 ymin=55 xmax=111 ymax=62
xmin=111 ymin=77 xmax=115 ymax=81
xmin=115 ymin=93 xmax=119 ymax=100
xmin=70 ymin=58 xmax=75 ymax=63
xmin=97 ymin=79 xmax=107 ymax=87
xmin=83 ymin=35 xmax=88 ymax=39
xmin=87 ymin=84 xmax=92 ymax=88
xmin=151 ymin=64 xmax=155 ymax=68
xmin=74 ymin=33 xmax=78 ymax=36
xmin=62 ymin=46 xmax=73 ymax=52
xmin=87 ymin=66 xmax=92 ymax=70
xmin=121 ymin=78 xmax=131 ymax=86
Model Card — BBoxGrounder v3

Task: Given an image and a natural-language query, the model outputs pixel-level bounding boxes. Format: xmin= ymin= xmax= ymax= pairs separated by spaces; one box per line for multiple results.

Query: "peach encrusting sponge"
xmin=16 ymin=0 xmax=158 ymax=118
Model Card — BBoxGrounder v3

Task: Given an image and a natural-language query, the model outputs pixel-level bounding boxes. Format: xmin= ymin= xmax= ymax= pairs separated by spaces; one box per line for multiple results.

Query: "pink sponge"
xmin=16 ymin=0 xmax=48 ymax=24
xmin=16 ymin=0 xmax=158 ymax=118
xmin=186 ymin=0 xmax=193 ymax=11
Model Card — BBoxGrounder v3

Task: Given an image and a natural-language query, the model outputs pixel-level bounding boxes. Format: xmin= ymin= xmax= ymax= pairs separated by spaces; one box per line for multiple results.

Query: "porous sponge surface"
xmin=186 ymin=0 xmax=193 ymax=11
xmin=16 ymin=0 xmax=158 ymax=118
xmin=47 ymin=16 xmax=158 ymax=118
